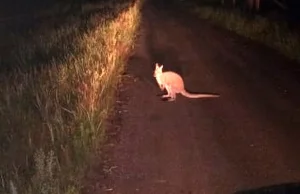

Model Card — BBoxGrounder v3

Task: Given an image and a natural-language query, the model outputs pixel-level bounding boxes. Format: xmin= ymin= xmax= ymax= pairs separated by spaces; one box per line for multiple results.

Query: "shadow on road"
xmin=235 ymin=182 xmax=300 ymax=194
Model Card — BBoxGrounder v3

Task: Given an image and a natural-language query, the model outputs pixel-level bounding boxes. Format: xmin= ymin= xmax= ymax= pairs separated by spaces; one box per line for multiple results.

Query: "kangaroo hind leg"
xmin=164 ymin=85 xmax=176 ymax=101
xmin=168 ymin=90 xmax=176 ymax=101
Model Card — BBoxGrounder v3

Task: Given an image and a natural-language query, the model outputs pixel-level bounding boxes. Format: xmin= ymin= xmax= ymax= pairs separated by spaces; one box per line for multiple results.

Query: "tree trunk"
xmin=247 ymin=0 xmax=254 ymax=10
xmin=255 ymin=0 xmax=260 ymax=11
xmin=247 ymin=0 xmax=260 ymax=12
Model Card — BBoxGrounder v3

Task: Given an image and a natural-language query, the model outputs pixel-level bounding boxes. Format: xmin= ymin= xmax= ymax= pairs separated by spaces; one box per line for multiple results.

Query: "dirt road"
xmin=83 ymin=1 xmax=300 ymax=193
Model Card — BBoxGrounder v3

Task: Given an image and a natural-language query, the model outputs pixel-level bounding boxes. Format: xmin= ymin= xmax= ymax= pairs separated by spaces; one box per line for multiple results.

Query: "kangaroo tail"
xmin=180 ymin=90 xmax=220 ymax=98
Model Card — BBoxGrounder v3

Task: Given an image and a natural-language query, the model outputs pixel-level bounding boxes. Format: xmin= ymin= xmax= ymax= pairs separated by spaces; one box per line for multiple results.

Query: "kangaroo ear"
xmin=155 ymin=63 xmax=159 ymax=69
xmin=160 ymin=65 xmax=163 ymax=70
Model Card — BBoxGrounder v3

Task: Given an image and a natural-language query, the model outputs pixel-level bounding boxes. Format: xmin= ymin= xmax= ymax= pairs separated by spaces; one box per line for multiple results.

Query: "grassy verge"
xmin=176 ymin=0 xmax=300 ymax=63
xmin=0 ymin=0 xmax=141 ymax=193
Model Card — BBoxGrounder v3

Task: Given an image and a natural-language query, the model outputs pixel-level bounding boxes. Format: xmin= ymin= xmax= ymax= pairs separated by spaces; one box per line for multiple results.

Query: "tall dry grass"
xmin=176 ymin=0 xmax=300 ymax=63
xmin=0 ymin=0 xmax=141 ymax=193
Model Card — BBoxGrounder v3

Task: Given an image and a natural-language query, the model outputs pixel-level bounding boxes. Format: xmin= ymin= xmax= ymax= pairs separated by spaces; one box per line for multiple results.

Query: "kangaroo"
xmin=153 ymin=63 xmax=220 ymax=101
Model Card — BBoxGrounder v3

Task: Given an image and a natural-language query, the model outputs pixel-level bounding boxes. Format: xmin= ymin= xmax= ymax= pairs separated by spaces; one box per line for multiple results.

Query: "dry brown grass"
xmin=176 ymin=0 xmax=300 ymax=63
xmin=0 ymin=0 xmax=141 ymax=193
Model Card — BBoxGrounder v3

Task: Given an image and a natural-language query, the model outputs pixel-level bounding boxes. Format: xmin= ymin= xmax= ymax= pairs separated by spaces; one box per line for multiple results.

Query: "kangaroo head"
xmin=154 ymin=63 xmax=163 ymax=77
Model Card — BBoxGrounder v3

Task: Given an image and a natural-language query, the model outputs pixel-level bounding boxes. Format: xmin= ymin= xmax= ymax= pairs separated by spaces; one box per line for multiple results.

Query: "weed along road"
xmin=84 ymin=1 xmax=300 ymax=194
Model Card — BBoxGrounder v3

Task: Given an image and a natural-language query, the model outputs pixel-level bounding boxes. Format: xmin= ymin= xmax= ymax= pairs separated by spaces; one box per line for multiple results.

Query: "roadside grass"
xmin=0 ymin=0 xmax=141 ymax=193
xmin=176 ymin=0 xmax=300 ymax=63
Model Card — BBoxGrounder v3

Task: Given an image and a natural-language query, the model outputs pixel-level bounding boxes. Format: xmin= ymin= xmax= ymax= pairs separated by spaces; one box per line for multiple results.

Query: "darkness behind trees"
xmin=191 ymin=0 xmax=300 ymax=27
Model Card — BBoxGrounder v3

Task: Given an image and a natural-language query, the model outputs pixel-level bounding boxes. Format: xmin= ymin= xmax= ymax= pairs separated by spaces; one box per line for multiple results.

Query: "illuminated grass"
xmin=177 ymin=1 xmax=300 ymax=63
xmin=0 ymin=0 xmax=141 ymax=193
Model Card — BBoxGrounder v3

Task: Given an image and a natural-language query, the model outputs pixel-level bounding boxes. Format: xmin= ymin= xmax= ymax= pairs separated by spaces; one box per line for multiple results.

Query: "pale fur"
xmin=153 ymin=63 xmax=219 ymax=101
